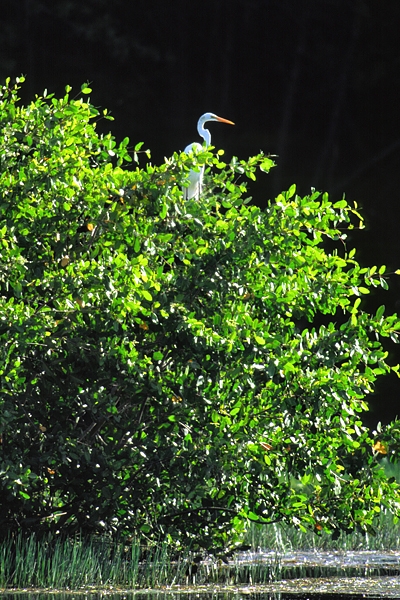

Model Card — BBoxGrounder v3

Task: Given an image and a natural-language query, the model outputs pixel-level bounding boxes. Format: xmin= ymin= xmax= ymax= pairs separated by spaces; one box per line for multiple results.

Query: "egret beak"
xmin=215 ymin=116 xmax=235 ymax=125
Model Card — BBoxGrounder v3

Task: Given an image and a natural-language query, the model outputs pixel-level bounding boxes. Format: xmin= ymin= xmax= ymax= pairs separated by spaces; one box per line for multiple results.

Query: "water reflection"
xmin=2 ymin=582 xmax=400 ymax=599
xmin=233 ymin=549 xmax=400 ymax=579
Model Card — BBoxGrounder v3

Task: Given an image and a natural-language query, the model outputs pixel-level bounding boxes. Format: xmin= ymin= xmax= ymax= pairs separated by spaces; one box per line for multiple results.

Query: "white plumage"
xmin=183 ymin=112 xmax=234 ymax=200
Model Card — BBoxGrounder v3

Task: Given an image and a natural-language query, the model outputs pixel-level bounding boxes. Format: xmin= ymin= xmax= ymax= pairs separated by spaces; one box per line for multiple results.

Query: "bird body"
xmin=183 ymin=112 xmax=234 ymax=200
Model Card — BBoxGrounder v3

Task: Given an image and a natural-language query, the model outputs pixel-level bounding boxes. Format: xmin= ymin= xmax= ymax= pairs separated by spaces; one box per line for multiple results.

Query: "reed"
xmin=0 ymin=532 xmax=281 ymax=589
xmin=0 ymin=533 xmax=180 ymax=589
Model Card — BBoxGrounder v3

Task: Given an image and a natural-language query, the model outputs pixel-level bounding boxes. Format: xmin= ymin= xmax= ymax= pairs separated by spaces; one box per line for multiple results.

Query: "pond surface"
xmin=235 ymin=549 xmax=400 ymax=577
xmin=190 ymin=549 xmax=400 ymax=591
xmin=2 ymin=587 xmax=400 ymax=599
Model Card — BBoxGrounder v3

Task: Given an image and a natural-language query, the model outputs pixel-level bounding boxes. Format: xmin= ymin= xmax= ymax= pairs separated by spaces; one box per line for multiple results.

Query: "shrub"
xmin=0 ymin=77 xmax=399 ymax=551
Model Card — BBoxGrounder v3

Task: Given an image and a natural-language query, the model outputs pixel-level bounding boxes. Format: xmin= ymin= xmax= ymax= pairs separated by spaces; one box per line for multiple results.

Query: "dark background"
xmin=2 ymin=0 xmax=399 ymax=427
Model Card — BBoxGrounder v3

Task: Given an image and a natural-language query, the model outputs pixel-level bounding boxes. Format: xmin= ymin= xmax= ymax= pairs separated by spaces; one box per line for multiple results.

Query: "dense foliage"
xmin=1 ymin=77 xmax=400 ymax=551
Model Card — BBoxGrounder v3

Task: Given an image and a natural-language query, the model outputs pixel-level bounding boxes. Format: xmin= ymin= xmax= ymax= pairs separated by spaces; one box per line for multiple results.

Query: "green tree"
xmin=0 ymin=77 xmax=399 ymax=550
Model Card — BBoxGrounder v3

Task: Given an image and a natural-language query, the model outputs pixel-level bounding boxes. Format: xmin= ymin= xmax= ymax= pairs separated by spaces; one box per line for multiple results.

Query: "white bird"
xmin=183 ymin=112 xmax=234 ymax=200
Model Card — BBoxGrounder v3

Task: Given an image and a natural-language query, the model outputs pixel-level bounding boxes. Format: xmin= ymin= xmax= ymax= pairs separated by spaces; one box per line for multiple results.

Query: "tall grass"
xmin=0 ymin=533 xmax=186 ymax=589
xmin=0 ymin=532 xmax=281 ymax=589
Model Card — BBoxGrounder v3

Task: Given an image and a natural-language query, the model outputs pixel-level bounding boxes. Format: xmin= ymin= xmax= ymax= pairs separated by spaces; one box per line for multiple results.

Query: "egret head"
xmin=198 ymin=113 xmax=235 ymax=128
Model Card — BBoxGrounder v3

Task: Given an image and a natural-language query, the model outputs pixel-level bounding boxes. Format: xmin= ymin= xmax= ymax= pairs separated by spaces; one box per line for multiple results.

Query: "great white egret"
xmin=183 ymin=112 xmax=234 ymax=200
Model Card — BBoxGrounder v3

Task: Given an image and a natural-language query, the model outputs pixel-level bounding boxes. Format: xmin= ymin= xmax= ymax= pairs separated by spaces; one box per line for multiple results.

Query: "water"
xmin=183 ymin=549 xmax=400 ymax=592
xmin=235 ymin=548 xmax=400 ymax=577
xmin=1 ymin=590 xmax=400 ymax=600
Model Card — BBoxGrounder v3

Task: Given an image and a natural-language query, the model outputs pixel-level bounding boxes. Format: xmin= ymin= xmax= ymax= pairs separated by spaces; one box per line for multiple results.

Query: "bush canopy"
xmin=1 ymin=77 xmax=400 ymax=551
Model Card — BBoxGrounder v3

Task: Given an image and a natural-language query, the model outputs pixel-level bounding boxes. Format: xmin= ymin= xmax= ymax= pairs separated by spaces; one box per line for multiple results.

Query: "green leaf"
xmin=141 ymin=289 xmax=152 ymax=301
xmin=334 ymin=199 xmax=347 ymax=208
xmin=247 ymin=511 xmax=260 ymax=521
xmin=160 ymin=202 xmax=168 ymax=219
